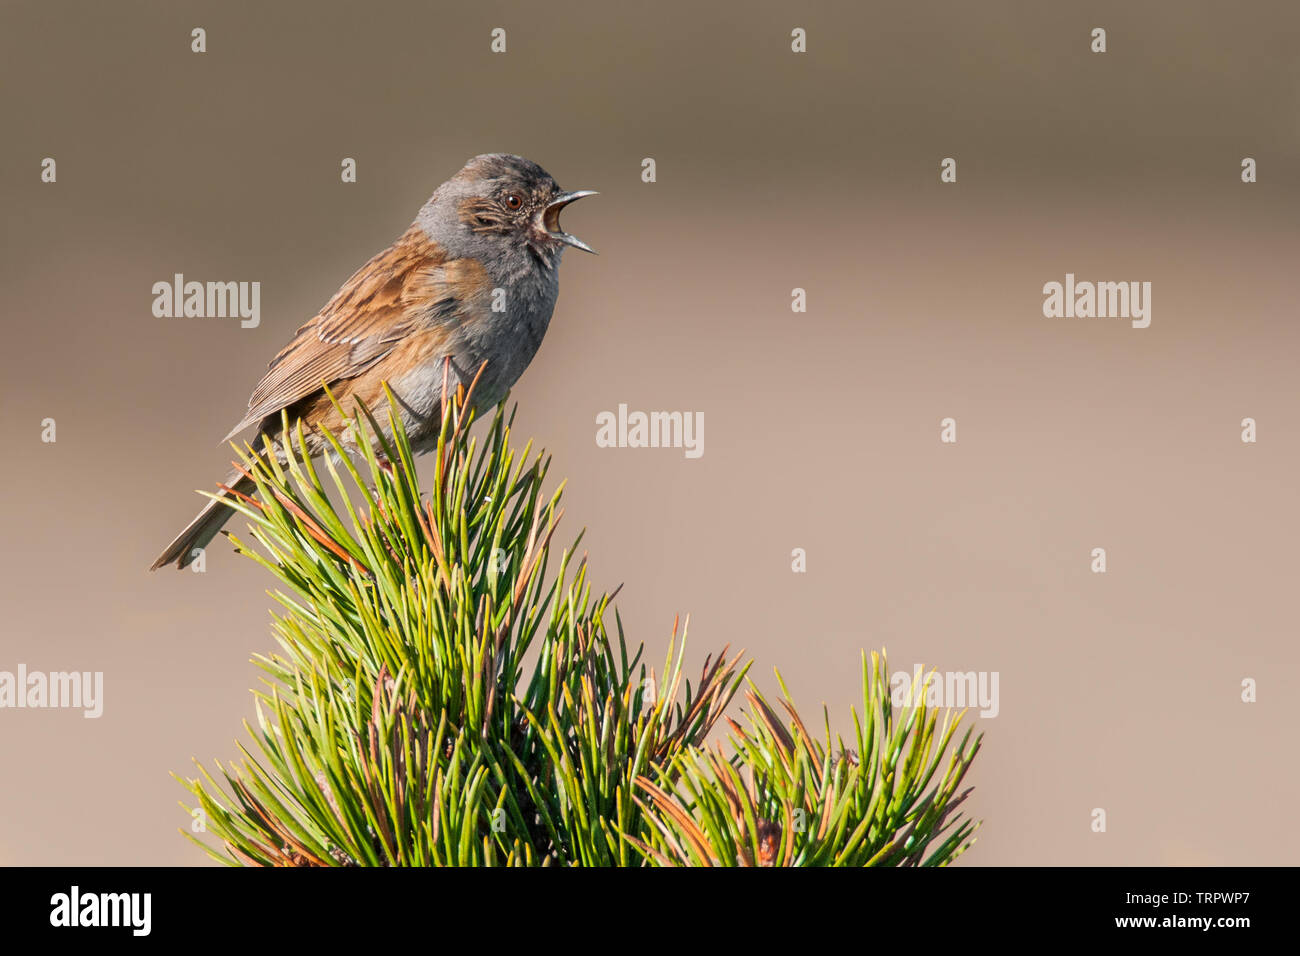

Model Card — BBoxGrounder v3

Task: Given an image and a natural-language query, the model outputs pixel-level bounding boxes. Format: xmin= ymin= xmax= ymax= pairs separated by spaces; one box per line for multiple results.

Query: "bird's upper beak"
xmin=540 ymin=190 xmax=598 ymax=254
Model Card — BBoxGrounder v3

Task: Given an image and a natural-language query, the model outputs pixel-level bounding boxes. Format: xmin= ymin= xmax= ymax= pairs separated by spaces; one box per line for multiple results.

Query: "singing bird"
xmin=151 ymin=153 xmax=595 ymax=570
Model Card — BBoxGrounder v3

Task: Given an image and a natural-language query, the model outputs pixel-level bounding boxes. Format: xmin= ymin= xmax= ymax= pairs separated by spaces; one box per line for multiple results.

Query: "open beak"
xmin=541 ymin=190 xmax=598 ymax=254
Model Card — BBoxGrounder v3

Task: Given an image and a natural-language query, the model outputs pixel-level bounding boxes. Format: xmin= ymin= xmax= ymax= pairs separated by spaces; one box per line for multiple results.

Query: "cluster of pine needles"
xmin=177 ymin=374 xmax=983 ymax=866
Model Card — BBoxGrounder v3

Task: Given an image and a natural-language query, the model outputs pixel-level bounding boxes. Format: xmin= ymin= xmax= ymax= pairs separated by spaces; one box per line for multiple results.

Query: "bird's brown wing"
xmin=222 ymin=225 xmax=488 ymax=441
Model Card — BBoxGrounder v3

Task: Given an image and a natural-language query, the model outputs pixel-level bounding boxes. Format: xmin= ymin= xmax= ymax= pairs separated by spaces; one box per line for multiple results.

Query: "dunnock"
xmin=151 ymin=153 xmax=595 ymax=570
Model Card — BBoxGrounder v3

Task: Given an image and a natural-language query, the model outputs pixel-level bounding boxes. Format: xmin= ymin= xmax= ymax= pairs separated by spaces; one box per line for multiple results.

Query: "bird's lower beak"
xmin=541 ymin=190 xmax=598 ymax=254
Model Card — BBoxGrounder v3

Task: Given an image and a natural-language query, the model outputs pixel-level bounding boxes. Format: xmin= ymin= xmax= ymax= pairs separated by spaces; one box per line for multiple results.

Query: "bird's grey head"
xmin=417 ymin=154 xmax=596 ymax=273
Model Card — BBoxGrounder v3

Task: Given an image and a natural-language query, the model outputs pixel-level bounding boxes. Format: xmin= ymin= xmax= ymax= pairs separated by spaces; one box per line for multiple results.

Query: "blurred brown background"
xmin=1 ymin=1 xmax=1297 ymax=865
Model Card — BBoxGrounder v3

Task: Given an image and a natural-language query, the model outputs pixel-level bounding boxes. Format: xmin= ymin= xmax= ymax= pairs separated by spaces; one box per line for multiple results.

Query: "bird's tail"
xmin=150 ymin=470 xmax=256 ymax=570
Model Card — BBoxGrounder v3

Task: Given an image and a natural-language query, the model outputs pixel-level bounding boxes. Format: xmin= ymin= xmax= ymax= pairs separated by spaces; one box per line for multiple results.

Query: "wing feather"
xmin=222 ymin=225 xmax=482 ymax=441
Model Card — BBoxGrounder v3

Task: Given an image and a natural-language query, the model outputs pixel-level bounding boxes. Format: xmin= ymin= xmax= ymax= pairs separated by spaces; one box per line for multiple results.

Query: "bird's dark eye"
xmin=504 ymin=194 xmax=523 ymax=210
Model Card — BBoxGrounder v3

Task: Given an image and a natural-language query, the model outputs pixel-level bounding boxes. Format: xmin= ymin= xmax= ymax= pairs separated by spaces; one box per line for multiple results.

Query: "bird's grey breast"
xmin=463 ymin=258 xmax=560 ymax=408
xmin=416 ymin=200 xmax=562 ymax=408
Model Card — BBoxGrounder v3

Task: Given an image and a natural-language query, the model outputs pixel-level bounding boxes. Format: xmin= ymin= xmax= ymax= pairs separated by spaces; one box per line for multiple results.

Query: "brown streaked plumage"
xmin=222 ymin=225 xmax=468 ymax=441
xmin=151 ymin=153 xmax=595 ymax=571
